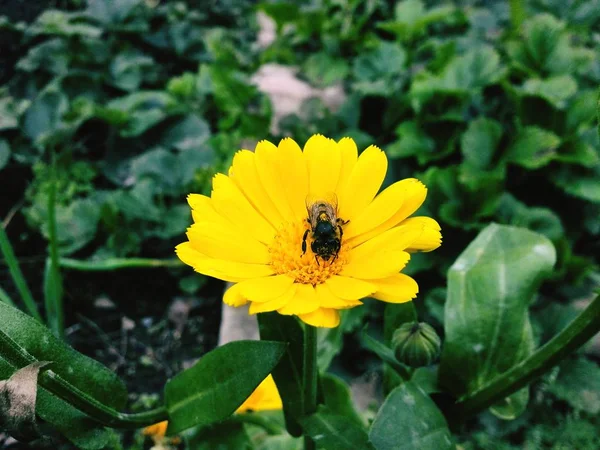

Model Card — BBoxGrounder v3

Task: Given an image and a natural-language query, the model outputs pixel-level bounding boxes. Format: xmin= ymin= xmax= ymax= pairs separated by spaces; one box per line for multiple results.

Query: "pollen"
xmin=268 ymin=220 xmax=348 ymax=285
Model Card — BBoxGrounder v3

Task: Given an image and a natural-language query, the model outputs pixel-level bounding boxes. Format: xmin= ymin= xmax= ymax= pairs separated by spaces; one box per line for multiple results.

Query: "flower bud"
xmin=392 ymin=322 xmax=441 ymax=368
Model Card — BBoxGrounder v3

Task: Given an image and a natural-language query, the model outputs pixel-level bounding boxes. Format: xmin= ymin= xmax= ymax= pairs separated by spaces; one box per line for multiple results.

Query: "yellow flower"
xmin=236 ymin=374 xmax=283 ymax=413
xmin=143 ymin=421 xmax=181 ymax=449
xmin=176 ymin=135 xmax=441 ymax=328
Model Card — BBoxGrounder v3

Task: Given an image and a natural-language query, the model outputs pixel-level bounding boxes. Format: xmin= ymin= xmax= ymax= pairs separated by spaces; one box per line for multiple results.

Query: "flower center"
xmin=268 ymin=220 xmax=348 ymax=285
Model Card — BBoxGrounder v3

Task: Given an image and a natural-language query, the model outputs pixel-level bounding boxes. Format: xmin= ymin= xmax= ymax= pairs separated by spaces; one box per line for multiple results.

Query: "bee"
xmin=302 ymin=194 xmax=348 ymax=265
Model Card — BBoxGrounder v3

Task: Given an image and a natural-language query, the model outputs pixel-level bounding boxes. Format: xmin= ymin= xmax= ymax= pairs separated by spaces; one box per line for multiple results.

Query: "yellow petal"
xmin=344 ymin=179 xmax=408 ymax=239
xmin=324 ymin=275 xmax=376 ymax=300
xmin=304 ymin=134 xmax=341 ymax=199
xmin=341 ymin=250 xmax=410 ymax=280
xmin=402 ymin=217 xmax=442 ymax=252
xmin=176 ymin=242 xmax=273 ymax=282
xmin=211 ymin=174 xmax=276 ymax=244
xmin=188 ymin=194 xmax=235 ymax=230
xmin=277 ymin=138 xmax=309 ymax=222
xmin=236 ymin=374 xmax=282 ymax=413
xmin=187 ymin=223 xmax=270 ymax=264
xmin=237 ymin=275 xmax=295 ymax=302
xmin=349 ymin=179 xmax=427 ymax=246
xmin=255 ymin=140 xmax=295 ymax=219
xmin=348 ymin=224 xmax=423 ymax=261
xmin=298 ymin=308 xmax=340 ymax=328
xmin=229 ymin=150 xmax=285 ymax=228
xmin=335 ymin=137 xmax=358 ymax=195
xmin=337 ymin=145 xmax=387 ymax=221
xmin=315 ymin=283 xmax=362 ymax=309
xmin=277 ymin=283 xmax=320 ymax=315
xmin=249 ymin=285 xmax=297 ymax=314
xmin=372 ymin=273 xmax=419 ymax=303
xmin=223 ymin=283 xmax=248 ymax=307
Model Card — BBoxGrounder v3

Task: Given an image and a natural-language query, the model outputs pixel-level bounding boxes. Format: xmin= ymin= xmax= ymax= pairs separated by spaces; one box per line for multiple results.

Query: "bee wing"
xmin=305 ymin=192 xmax=338 ymax=211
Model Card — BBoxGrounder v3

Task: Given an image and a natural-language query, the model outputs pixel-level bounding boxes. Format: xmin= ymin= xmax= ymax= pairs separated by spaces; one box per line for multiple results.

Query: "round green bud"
xmin=392 ymin=322 xmax=441 ymax=368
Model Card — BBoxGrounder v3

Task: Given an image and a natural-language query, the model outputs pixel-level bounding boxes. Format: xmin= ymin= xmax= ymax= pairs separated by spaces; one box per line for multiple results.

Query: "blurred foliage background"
xmin=1 ymin=0 xmax=599 ymax=448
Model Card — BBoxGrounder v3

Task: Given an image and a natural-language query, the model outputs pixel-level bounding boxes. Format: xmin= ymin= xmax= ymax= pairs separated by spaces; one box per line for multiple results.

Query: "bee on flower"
xmin=176 ymin=135 xmax=441 ymax=328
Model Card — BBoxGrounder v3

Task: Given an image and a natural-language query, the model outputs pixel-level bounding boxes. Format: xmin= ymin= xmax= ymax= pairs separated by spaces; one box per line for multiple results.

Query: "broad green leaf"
xmin=549 ymin=358 xmax=600 ymax=414
xmin=369 ymin=382 xmax=453 ymax=450
xmin=0 ymin=301 xmax=127 ymax=409
xmin=361 ymin=333 xmax=409 ymax=379
xmin=504 ymin=126 xmax=561 ymax=169
xmin=165 ymin=340 xmax=285 ymax=434
xmin=109 ymin=51 xmax=155 ymax=91
xmin=300 ymin=406 xmax=374 ymax=450
xmin=86 ymin=0 xmax=140 ymax=24
xmin=160 ymin=114 xmax=211 ymax=152
xmin=22 ymin=88 xmax=69 ymax=143
xmin=0 ymin=95 xmax=29 ymax=131
xmin=258 ymin=313 xmax=304 ymax=436
xmin=31 ymin=10 xmax=101 ymax=38
xmin=256 ymin=435 xmax=302 ymax=450
xmin=521 ymin=75 xmax=577 ymax=109
xmin=352 ymin=41 xmax=407 ymax=95
xmin=439 ymin=224 xmax=556 ymax=419
xmin=461 ymin=117 xmax=503 ymax=169
xmin=15 ymin=39 xmax=70 ymax=75
xmin=321 ymin=374 xmax=364 ymax=427
xmin=387 ymin=121 xmax=435 ymax=163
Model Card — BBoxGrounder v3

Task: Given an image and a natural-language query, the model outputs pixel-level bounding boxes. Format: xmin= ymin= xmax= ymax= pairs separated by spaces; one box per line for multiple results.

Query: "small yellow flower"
xmin=236 ymin=374 xmax=283 ymax=413
xmin=176 ymin=135 xmax=441 ymax=328
xmin=143 ymin=421 xmax=180 ymax=449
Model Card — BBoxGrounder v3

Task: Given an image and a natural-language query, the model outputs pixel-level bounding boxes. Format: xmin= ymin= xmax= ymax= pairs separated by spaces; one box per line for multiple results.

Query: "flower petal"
xmin=341 ymin=250 xmax=410 ymax=280
xmin=402 ymin=217 xmax=442 ymax=252
xmin=335 ymin=137 xmax=358 ymax=195
xmin=298 ymin=308 xmax=340 ymax=328
xmin=187 ymin=223 xmax=270 ymax=264
xmin=315 ymin=283 xmax=362 ymax=309
xmin=211 ymin=174 xmax=276 ymax=244
xmin=254 ymin=140 xmax=296 ymax=219
xmin=337 ymin=145 xmax=387 ymax=221
xmin=277 ymin=283 xmax=320 ymax=315
xmin=237 ymin=275 xmax=295 ymax=302
xmin=305 ymin=134 xmax=341 ymax=199
xmin=349 ymin=179 xmax=427 ymax=246
xmin=223 ymin=283 xmax=248 ymax=307
xmin=176 ymin=242 xmax=273 ymax=282
xmin=372 ymin=274 xmax=419 ymax=303
xmin=344 ymin=179 xmax=409 ymax=239
xmin=278 ymin=138 xmax=309 ymax=222
xmin=325 ymin=275 xmax=376 ymax=300
xmin=249 ymin=285 xmax=297 ymax=314
xmin=229 ymin=150 xmax=285 ymax=228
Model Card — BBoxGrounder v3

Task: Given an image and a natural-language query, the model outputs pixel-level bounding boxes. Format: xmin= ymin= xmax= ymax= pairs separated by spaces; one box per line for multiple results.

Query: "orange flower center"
xmin=268 ymin=220 xmax=348 ymax=285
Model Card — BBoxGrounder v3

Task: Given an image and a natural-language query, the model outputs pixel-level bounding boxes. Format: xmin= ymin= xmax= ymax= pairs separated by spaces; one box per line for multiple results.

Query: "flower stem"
xmin=59 ymin=257 xmax=183 ymax=271
xmin=303 ymin=324 xmax=318 ymax=450
xmin=451 ymin=292 xmax=600 ymax=419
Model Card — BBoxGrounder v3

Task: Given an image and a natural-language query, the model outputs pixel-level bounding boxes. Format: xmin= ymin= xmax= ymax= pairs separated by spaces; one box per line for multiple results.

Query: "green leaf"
xmin=160 ymin=114 xmax=211 ymax=152
xmin=321 ymin=374 xmax=364 ymax=427
xmin=552 ymin=165 xmax=600 ymax=203
xmin=549 ymin=358 xmax=600 ymax=414
xmin=258 ymin=313 xmax=304 ymax=436
xmin=186 ymin=421 xmax=252 ymax=450
xmin=521 ymin=75 xmax=577 ymax=109
xmin=441 ymin=46 xmax=504 ymax=91
xmin=360 ymin=333 xmax=409 ymax=379
xmin=300 ymin=406 xmax=374 ymax=450
xmin=439 ymin=224 xmax=556 ymax=419
xmin=165 ymin=340 xmax=285 ymax=434
xmin=31 ymin=10 xmax=101 ymax=38
xmin=0 ymin=139 xmax=10 ymax=170
xmin=0 ymin=302 xmax=127 ymax=409
xmin=504 ymin=126 xmax=561 ymax=169
xmin=22 ymin=88 xmax=69 ymax=144
xmin=304 ymin=53 xmax=350 ymax=88
xmin=387 ymin=121 xmax=435 ymax=163
xmin=352 ymin=41 xmax=407 ymax=95
xmin=369 ymin=382 xmax=453 ymax=450
xmin=86 ymin=0 xmax=140 ymax=24
xmin=109 ymin=51 xmax=155 ymax=91
xmin=317 ymin=325 xmax=343 ymax=372
xmin=0 ymin=95 xmax=29 ymax=131
xmin=461 ymin=117 xmax=503 ymax=169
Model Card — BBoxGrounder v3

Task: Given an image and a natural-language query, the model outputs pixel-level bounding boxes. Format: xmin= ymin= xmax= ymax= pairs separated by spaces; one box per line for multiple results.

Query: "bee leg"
xmin=315 ymin=255 xmax=320 ymax=266
xmin=337 ymin=224 xmax=344 ymax=240
xmin=338 ymin=218 xmax=349 ymax=226
xmin=301 ymin=229 xmax=309 ymax=255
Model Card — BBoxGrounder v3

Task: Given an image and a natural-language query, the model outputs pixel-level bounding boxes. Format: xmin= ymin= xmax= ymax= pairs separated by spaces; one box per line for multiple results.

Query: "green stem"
xmin=0 ymin=225 xmax=42 ymax=321
xmin=0 ymin=326 xmax=167 ymax=428
xmin=45 ymin=154 xmax=64 ymax=337
xmin=303 ymin=324 xmax=318 ymax=450
xmin=59 ymin=257 xmax=183 ymax=271
xmin=453 ymin=292 xmax=600 ymax=419
xmin=509 ymin=0 xmax=525 ymax=31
